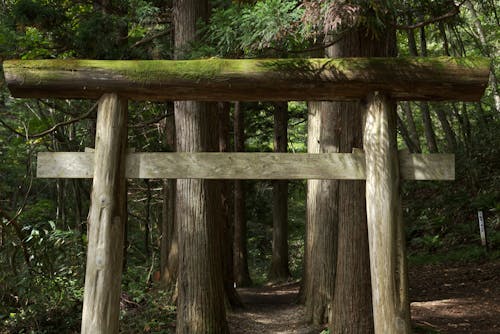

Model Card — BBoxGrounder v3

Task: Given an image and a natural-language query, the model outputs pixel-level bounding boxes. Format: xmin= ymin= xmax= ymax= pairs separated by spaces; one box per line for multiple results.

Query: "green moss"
xmin=3 ymin=56 xmax=491 ymax=86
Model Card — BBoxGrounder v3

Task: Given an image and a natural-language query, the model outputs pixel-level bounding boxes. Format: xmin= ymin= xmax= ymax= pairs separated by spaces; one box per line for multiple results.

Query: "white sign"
xmin=477 ymin=211 xmax=486 ymax=246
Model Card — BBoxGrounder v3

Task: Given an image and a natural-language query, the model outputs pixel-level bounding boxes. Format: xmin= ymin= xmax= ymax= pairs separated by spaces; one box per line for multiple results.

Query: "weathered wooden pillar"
xmin=363 ymin=92 xmax=411 ymax=334
xmin=81 ymin=93 xmax=128 ymax=334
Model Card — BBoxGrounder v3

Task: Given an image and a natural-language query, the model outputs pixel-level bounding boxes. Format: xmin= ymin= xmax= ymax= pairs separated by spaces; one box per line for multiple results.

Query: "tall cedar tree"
xmin=233 ymin=102 xmax=253 ymax=286
xmin=173 ymin=0 xmax=229 ymax=332
xmin=269 ymin=102 xmax=291 ymax=281
xmin=329 ymin=23 xmax=398 ymax=334
xmin=302 ymin=4 xmax=398 ymax=330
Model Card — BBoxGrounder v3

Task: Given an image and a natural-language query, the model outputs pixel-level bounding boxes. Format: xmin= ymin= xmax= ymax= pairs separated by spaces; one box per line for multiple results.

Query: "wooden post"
xmin=363 ymin=92 xmax=411 ymax=334
xmin=81 ymin=94 xmax=128 ymax=334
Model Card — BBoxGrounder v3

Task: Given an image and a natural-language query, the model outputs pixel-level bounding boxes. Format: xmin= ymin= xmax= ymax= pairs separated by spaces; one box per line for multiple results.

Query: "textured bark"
xmin=401 ymin=102 xmax=422 ymax=153
xmin=434 ymin=104 xmax=457 ymax=151
xmin=419 ymin=27 xmax=439 ymax=153
xmin=328 ymin=26 xmax=396 ymax=333
xmin=160 ymin=178 xmax=177 ymax=286
xmin=175 ymin=101 xmax=228 ymax=334
xmin=233 ymin=102 xmax=252 ymax=287
xmin=160 ymin=113 xmax=178 ymax=287
xmin=421 ymin=102 xmax=439 ymax=153
xmin=269 ymin=102 xmax=291 ymax=282
xmin=174 ymin=1 xmax=228 ymax=333
xmin=303 ymin=101 xmax=339 ymax=325
xmin=71 ymin=180 xmax=83 ymax=232
xmin=81 ymin=94 xmax=127 ymax=334
xmin=465 ymin=0 xmax=500 ymax=112
xmin=396 ymin=112 xmax=419 ymax=153
xmin=218 ymin=102 xmax=243 ymax=307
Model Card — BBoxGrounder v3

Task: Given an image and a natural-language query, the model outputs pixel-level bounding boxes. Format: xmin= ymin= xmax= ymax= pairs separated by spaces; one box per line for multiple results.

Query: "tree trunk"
xmin=218 ymin=102 xmax=243 ymax=307
xmin=401 ymin=102 xmax=422 ymax=153
xmin=72 ymin=179 xmax=83 ymax=232
xmin=269 ymin=102 xmax=291 ymax=282
xmin=434 ymin=104 xmax=457 ymax=152
xmin=160 ymin=178 xmax=177 ymax=286
xmin=421 ymin=104 xmax=439 ymax=153
xmin=160 ymin=112 xmax=178 ymax=288
xmin=418 ymin=27 xmax=439 ymax=153
xmin=396 ymin=112 xmax=418 ymax=153
xmin=174 ymin=1 xmax=228 ymax=333
xmin=465 ymin=0 xmax=500 ymax=112
xmin=303 ymin=101 xmax=338 ymax=325
xmin=404 ymin=8 xmax=418 ymax=57
xmin=144 ymin=180 xmax=151 ymax=256
xmin=328 ymin=26 xmax=397 ymax=333
xmin=233 ymin=102 xmax=252 ymax=287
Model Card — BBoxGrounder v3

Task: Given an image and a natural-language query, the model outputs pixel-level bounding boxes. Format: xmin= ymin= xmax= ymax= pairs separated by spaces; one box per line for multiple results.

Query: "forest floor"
xmin=227 ymin=260 xmax=500 ymax=334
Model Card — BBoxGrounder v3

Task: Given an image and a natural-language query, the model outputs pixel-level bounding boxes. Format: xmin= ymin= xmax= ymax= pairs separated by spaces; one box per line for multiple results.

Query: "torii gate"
xmin=3 ymin=57 xmax=490 ymax=334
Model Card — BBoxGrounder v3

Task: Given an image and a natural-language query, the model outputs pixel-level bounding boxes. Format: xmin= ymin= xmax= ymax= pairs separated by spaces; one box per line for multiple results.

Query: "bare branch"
xmin=395 ymin=1 xmax=466 ymax=30
xmin=131 ymin=30 xmax=171 ymax=49
xmin=130 ymin=111 xmax=172 ymax=128
xmin=0 ymin=102 xmax=98 ymax=139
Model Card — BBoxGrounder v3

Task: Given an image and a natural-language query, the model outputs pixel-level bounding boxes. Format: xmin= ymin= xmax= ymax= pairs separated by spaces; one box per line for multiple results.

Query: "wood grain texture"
xmin=3 ymin=57 xmax=489 ymax=101
xmin=81 ymin=94 xmax=128 ymax=334
xmin=363 ymin=92 xmax=411 ymax=334
xmin=37 ymin=151 xmax=454 ymax=180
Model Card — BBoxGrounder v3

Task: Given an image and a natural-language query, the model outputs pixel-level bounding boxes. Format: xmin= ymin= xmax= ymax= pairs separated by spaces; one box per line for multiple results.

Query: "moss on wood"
xmin=2 ymin=57 xmax=491 ymax=101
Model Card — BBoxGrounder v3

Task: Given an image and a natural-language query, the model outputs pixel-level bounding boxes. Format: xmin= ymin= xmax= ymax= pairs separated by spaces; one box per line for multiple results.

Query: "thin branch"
xmin=0 ymin=102 xmax=98 ymax=139
xmin=131 ymin=30 xmax=171 ymax=49
xmin=270 ymin=30 xmax=348 ymax=55
xmin=130 ymin=112 xmax=172 ymax=128
xmin=395 ymin=1 xmax=466 ymax=30
xmin=0 ymin=208 xmax=31 ymax=267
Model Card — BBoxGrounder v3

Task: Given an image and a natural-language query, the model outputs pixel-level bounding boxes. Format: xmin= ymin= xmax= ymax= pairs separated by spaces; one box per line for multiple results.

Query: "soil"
xmin=410 ymin=260 xmax=500 ymax=334
xmin=227 ymin=260 xmax=500 ymax=334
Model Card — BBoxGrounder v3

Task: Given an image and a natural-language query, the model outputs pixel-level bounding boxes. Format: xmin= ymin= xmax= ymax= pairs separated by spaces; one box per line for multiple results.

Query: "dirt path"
xmin=410 ymin=260 xmax=500 ymax=333
xmin=228 ymin=261 xmax=500 ymax=334
xmin=228 ymin=282 xmax=323 ymax=334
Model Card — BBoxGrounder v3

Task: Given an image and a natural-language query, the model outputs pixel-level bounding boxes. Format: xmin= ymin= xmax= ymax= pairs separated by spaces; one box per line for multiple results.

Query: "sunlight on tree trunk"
xmin=174 ymin=1 xmax=229 ymax=333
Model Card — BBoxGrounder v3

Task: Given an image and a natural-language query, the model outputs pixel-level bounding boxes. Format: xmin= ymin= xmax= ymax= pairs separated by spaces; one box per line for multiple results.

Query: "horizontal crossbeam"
xmin=4 ymin=57 xmax=489 ymax=101
xmin=37 ymin=152 xmax=454 ymax=180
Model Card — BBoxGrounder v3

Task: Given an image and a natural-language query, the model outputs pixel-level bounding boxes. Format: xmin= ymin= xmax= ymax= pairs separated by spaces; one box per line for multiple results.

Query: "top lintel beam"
xmin=3 ymin=57 xmax=490 ymax=102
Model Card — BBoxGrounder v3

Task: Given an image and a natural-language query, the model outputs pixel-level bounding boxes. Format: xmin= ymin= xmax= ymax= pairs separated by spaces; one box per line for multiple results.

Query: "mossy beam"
xmin=3 ymin=57 xmax=490 ymax=101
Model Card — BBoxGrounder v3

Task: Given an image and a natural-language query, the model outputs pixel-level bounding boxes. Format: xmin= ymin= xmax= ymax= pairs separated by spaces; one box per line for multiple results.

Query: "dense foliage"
xmin=0 ymin=0 xmax=498 ymax=332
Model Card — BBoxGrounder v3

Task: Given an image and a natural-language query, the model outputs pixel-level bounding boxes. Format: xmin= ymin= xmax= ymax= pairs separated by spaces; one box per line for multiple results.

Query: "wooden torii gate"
xmin=3 ymin=57 xmax=490 ymax=334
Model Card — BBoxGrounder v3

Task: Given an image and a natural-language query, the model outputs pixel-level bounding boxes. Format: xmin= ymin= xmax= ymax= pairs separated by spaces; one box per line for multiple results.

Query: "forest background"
xmin=0 ymin=0 xmax=498 ymax=333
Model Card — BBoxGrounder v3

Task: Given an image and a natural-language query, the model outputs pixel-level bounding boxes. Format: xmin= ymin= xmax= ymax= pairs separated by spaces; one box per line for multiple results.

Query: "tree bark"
xmin=401 ymin=102 xmax=422 ymax=153
xmin=218 ymin=102 xmax=243 ymax=307
xmin=328 ymin=26 xmax=397 ymax=333
xmin=420 ymin=102 xmax=439 ymax=153
xmin=174 ymin=1 xmax=228 ymax=333
xmin=233 ymin=102 xmax=252 ymax=287
xmin=416 ymin=27 xmax=439 ymax=153
xmin=303 ymin=101 xmax=338 ymax=325
xmin=160 ymin=178 xmax=177 ymax=286
xmin=269 ymin=102 xmax=291 ymax=282
xmin=396 ymin=112 xmax=418 ymax=153
xmin=434 ymin=104 xmax=457 ymax=152
xmin=160 ymin=112 xmax=178 ymax=288
xmin=465 ymin=0 xmax=500 ymax=112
